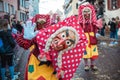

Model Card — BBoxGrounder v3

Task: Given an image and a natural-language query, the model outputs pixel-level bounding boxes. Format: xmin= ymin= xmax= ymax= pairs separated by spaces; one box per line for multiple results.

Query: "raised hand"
xmin=23 ymin=21 xmax=38 ymax=40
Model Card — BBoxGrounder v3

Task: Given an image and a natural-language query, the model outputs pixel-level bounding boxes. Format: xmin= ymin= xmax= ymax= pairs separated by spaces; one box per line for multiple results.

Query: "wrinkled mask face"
xmin=51 ymin=29 xmax=76 ymax=51
xmin=83 ymin=7 xmax=91 ymax=20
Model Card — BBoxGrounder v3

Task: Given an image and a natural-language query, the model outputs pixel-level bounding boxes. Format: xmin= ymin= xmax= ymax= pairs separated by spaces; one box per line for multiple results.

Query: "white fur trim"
xmin=44 ymin=26 xmax=80 ymax=69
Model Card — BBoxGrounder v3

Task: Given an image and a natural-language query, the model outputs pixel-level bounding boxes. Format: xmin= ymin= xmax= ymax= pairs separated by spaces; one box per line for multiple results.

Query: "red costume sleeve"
xmin=15 ymin=35 xmax=33 ymax=49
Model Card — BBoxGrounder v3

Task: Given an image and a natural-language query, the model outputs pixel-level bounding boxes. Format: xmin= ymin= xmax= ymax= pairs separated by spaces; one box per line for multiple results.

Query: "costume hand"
xmin=23 ymin=21 xmax=38 ymax=40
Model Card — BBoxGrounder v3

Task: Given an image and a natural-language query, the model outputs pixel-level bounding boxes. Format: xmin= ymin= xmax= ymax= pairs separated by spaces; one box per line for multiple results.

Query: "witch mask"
xmin=51 ymin=29 xmax=76 ymax=51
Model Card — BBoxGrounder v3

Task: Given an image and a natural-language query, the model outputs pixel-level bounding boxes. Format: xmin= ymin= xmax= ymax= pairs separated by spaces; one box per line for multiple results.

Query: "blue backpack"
xmin=0 ymin=38 xmax=6 ymax=54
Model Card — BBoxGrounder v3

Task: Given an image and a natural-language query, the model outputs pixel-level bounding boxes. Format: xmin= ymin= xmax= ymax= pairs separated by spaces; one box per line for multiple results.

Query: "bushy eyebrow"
xmin=69 ymin=39 xmax=75 ymax=43
xmin=65 ymin=29 xmax=75 ymax=43
xmin=66 ymin=29 xmax=69 ymax=37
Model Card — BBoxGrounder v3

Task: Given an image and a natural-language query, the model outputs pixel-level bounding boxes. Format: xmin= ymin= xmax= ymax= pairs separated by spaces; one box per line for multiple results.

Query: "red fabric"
xmin=37 ymin=76 xmax=46 ymax=80
xmin=91 ymin=55 xmax=98 ymax=60
xmin=51 ymin=13 xmax=60 ymax=24
xmin=96 ymin=18 xmax=103 ymax=29
xmin=16 ymin=35 xmax=33 ymax=49
xmin=32 ymin=14 xmax=50 ymax=28
xmin=118 ymin=21 xmax=120 ymax=28
xmin=36 ymin=16 xmax=88 ymax=80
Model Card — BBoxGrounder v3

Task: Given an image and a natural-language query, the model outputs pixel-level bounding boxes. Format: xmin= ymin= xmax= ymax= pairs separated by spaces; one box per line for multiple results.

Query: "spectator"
xmin=115 ymin=16 xmax=120 ymax=42
xmin=100 ymin=18 xmax=107 ymax=36
xmin=15 ymin=21 xmax=23 ymax=34
xmin=0 ymin=19 xmax=17 ymax=80
xmin=108 ymin=18 xmax=117 ymax=39
xmin=108 ymin=18 xmax=117 ymax=45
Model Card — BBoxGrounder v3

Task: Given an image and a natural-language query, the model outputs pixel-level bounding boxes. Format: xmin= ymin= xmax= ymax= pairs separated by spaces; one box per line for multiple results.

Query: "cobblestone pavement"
xmin=72 ymin=43 xmax=120 ymax=80
xmin=14 ymin=41 xmax=120 ymax=80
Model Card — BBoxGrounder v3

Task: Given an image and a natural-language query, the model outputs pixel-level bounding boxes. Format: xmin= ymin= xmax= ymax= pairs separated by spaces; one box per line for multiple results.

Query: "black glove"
xmin=53 ymin=71 xmax=57 ymax=74
xmin=39 ymin=61 xmax=51 ymax=66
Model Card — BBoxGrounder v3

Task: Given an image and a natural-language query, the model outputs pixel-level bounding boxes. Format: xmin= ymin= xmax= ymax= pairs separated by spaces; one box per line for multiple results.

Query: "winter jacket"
xmin=0 ymin=30 xmax=16 ymax=55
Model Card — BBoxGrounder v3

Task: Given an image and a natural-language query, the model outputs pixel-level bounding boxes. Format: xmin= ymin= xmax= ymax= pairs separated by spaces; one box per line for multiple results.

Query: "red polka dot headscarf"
xmin=36 ymin=15 xmax=88 ymax=80
xmin=78 ymin=2 xmax=97 ymax=24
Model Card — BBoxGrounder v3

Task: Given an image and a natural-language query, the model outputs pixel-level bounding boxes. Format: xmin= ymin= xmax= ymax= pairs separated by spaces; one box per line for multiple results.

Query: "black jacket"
xmin=108 ymin=21 xmax=116 ymax=32
xmin=0 ymin=30 xmax=16 ymax=55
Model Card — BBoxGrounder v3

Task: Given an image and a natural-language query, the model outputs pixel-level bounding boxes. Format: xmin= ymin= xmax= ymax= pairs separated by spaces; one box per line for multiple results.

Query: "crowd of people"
xmin=0 ymin=0 xmax=120 ymax=80
xmin=98 ymin=16 xmax=120 ymax=46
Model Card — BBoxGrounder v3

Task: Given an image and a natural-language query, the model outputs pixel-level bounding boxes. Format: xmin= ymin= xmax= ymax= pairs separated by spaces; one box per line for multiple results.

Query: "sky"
xmin=39 ymin=0 xmax=64 ymax=14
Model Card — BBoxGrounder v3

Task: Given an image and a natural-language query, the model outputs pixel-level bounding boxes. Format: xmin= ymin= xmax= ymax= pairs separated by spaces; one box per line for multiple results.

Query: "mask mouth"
xmin=52 ymin=44 xmax=64 ymax=51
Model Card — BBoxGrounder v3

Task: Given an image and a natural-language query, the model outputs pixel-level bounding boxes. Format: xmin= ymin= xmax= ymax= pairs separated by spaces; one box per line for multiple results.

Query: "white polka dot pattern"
xmin=36 ymin=15 xmax=88 ymax=80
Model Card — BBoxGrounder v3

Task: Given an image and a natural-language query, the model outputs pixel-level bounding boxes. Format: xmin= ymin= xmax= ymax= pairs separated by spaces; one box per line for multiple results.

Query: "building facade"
xmin=0 ymin=0 xmax=40 ymax=23
xmin=17 ymin=0 xmax=29 ymax=21
xmin=28 ymin=0 xmax=39 ymax=18
xmin=0 ymin=0 xmax=17 ymax=23
xmin=0 ymin=0 xmax=29 ymax=23
xmin=104 ymin=0 xmax=120 ymax=22
xmin=63 ymin=0 xmax=78 ymax=17
xmin=63 ymin=0 xmax=120 ymax=23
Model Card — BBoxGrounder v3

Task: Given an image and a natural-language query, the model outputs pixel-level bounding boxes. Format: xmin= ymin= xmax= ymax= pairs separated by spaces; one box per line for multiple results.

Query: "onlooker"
xmin=115 ymin=16 xmax=120 ymax=41
xmin=15 ymin=21 xmax=23 ymax=34
xmin=100 ymin=18 xmax=107 ymax=36
xmin=0 ymin=19 xmax=17 ymax=80
xmin=108 ymin=18 xmax=116 ymax=38
xmin=108 ymin=18 xmax=117 ymax=45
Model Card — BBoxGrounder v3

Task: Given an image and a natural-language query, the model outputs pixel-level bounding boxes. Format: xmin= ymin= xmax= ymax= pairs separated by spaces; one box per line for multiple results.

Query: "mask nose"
xmin=57 ymin=39 xmax=65 ymax=46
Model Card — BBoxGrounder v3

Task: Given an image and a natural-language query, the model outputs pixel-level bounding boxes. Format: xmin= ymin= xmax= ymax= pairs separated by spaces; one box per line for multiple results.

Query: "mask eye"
xmin=61 ymin=33 xmax=66 ymax=38
xmin=66 ymin=40 xmax=72 ymax=46
xmin=54 ymin=40 xmax=58 ymax=44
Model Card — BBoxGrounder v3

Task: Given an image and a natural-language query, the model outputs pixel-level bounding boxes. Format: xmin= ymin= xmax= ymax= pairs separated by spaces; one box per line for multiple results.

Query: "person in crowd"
xmin=108 ymin=18 xmax=117 ymax=39
xmin=115 ymin=16 xmax=120 ymax=42
xmin=15 ymin=21 xmax=23 ymax=34
xmin=15 ymin=13 xmax=88 ymax=80
xmin=0 ymin=19 xmax=17 ymax=80
xmin=108 ymin=18 xmax=117 ymax=45
xmin=100 ymin=18 xmax=107 ymax=36
xmin=78 ymin=0 xmax=102 ymax=71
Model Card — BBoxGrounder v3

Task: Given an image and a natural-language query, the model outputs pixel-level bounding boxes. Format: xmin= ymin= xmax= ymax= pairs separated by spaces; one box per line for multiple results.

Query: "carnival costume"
xmin=15 ymin=14 xmax=57 ymax=80
xmin=78 ymin=2 xmax=99 ymax=60
xmin=36 ymin=15 xmax=87 ymax=80
xmin=16 ymin=14 xmax=88 ymax=80
xmin=78 ymin=1 xmax=103 ymax=71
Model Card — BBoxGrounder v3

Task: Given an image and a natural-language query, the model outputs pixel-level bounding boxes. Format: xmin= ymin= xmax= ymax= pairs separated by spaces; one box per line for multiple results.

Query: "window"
xmin=108 ymin=0 xmax=119 ymax=10
xmin=8 ymin=4 xmax=10 ymax=14
xmin=0 ymin=1 xmax=3 ymax=12
xmin=11 ymin=6 xmax=15 ymax=14
xmin=4 ymin=2 xmax=9 ymax=13
xmin=111 ymin=0 xmax=117 ymax=9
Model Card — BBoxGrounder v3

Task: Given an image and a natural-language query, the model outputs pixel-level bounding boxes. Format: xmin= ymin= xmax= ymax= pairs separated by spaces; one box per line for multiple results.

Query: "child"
xmin=0 ymin=19 xmax=17 ymax=80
